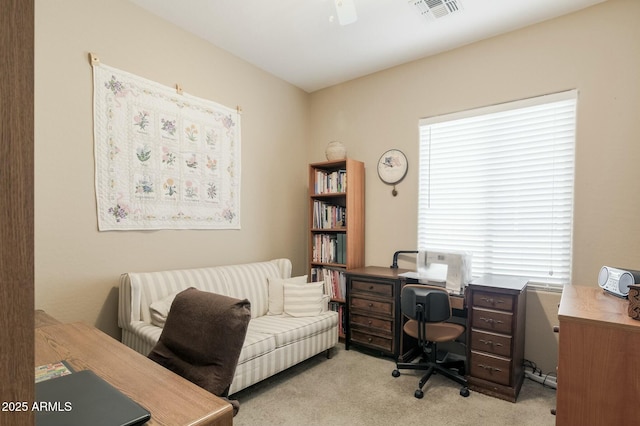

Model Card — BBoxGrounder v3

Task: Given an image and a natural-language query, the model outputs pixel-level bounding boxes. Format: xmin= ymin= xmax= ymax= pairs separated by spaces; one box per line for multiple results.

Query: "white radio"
xmin=597 ymin=266 xmax=640 ymax=298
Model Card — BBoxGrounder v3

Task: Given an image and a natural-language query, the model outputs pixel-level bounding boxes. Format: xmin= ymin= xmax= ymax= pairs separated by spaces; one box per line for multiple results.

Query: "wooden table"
xmin=35 ymin=309 xmax=62 ymax=328
xmin=35 ymin=315 xmax=232 ymax=426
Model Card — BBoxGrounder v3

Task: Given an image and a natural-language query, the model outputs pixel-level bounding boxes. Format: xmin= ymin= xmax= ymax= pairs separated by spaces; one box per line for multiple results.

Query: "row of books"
xmin=313 ymin=169 xmax=347 ymax=194
xmin=312 ymin=200 xmax=346 ymax=229
xmin=328 ymin=301 xmax=346 ymax=337
xmin=311 ymin=233 xmax=347 ymax=265
xmin=311 ymin=266 xmax=347 ymax=300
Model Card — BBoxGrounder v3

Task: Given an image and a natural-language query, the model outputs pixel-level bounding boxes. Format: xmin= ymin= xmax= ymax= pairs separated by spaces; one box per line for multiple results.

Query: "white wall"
xmin=34 ymin=0 xmax=310 ymax=337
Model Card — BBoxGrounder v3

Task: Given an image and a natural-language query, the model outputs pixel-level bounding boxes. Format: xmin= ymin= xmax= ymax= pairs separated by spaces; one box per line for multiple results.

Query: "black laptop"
xmin=35 ymin=369 xmax=151 ymax=426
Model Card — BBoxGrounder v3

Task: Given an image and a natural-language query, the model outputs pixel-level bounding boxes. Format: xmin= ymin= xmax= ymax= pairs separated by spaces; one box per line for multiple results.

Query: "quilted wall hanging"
xmin=92 ymin=55 xmax=241 ymax=230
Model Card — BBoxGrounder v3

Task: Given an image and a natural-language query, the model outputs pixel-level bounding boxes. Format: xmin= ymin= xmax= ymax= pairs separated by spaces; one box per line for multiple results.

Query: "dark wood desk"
xmin=345 ymin=268 xmax=528 ymax=402
xmin=344 ymin=266 xmax=465 ymax=359
xmin=35 ymin=314 xmax=232 ymax=426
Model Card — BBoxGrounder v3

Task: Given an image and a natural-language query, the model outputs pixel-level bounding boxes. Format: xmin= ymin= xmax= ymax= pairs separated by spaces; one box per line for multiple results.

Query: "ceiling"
xmin=129 ymin=0 xmax=605 ymax=93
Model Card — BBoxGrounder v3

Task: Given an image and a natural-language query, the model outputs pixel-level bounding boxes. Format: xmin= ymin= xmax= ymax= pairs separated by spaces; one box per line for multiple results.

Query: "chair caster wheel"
xmin=414 ymin=389 xmax=424 ymax=399
xmin=460 ymin=387 xmax=470 ymax=397
xmin=392 ymin=369 xmax=400 ymax=378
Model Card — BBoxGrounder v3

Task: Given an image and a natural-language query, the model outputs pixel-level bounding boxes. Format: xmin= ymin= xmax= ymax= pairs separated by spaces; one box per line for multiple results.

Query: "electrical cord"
xmin=540 ymin=372 xmax=557 ymax=388
xmin=523 ymin=359 xmax=557 ymax=389
xmin=524 ymin=360 xmax=539 ymax=375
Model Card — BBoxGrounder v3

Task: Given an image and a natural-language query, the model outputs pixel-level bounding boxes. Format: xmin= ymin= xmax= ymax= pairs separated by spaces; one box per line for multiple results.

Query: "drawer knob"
xmin=367 ymin=337 xmax=373 ymax=343
xmin=368 ymin=303 xmax=373 ymax=308
xmin=478 ymin=339 xmax=503 ymax=347
xmin=369 ymin=285 xmax=374 ymax=290
xmin=479 ymin=317 xmax=503 ymax=325
xmin=477 ymin=364 xmax=502 ymax=373
xmin=368 ymin=320 xmax=372 ymax=325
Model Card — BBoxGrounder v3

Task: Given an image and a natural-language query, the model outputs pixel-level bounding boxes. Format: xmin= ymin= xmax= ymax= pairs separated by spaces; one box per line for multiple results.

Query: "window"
xmin=418 ymin=90 xmax=577 ymax=287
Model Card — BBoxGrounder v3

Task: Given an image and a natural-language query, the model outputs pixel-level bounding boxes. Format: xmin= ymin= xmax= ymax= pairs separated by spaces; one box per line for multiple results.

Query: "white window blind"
xmin=418 ymin=90 xmax=577 ymax=286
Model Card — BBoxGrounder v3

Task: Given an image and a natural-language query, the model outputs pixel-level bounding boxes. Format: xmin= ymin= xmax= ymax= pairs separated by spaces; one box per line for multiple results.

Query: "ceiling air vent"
xmin=411 ymin=0 xmax=462 ymax=19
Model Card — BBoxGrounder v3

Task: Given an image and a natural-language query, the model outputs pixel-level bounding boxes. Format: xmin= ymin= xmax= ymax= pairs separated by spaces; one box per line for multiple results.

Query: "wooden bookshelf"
xmin=308 ymin=158 xmax=365 ymax=339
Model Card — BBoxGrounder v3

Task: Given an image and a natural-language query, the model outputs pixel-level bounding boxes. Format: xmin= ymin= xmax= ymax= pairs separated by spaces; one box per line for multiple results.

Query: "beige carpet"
xmin=231 ymin=344 xmax=556 ymax=426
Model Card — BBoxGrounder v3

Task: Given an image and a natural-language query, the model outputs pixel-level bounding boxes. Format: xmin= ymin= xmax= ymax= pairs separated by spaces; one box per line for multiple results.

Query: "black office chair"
xmin=392 ymin=284 xmax=470 ymax=399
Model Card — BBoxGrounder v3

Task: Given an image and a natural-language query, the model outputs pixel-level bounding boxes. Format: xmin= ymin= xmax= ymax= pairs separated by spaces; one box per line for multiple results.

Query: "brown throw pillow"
xmin=148 ymin=287 xmax=251 ymax=404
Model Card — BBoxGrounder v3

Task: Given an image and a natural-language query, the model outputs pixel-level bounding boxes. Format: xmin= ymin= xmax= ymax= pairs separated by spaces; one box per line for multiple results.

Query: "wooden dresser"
xmin=556 ymin=285 xmax=640 ymax=426
xmin=466 ymin=275 xmax=528 ymax=402
xmin=345 ymin=267 xmax=409 ymax=357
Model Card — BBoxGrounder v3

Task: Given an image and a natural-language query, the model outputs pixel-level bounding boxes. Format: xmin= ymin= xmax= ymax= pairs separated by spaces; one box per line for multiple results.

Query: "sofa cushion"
xmin=237 ymin=329 xmax=277 ymax=365
xmin=248 ymin=312 xmax=338 ymax=348
xmin=283 ymin=282 xmax=325 ymax=317
xmin=267 ymin=275 xmax=308 ymax=316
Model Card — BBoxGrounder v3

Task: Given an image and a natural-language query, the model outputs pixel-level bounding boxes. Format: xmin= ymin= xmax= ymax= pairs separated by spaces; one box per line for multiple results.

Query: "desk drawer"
xmin=469 ymin=351 xmax=512 ymax=386
xmin=351 ymin=280 xmax=393 ymax=297
xmin=471 ymin=308 xmax=513 ymax=334
xmin=350 ymin=296 xmax=393 ymax=317
xmin=472 ymin=291 xmax=514 ymax=311
xmin=350 ymin=313 xmax=393 ymax=334
xmin=351 ymin=330 xmax=393 ymax=353
xmin=470 ymin=330 xmax=512 ymax=358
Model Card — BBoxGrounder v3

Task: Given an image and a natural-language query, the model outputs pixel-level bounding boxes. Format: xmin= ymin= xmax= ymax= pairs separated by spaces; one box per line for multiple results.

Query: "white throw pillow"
xmin=267 ymin=275 xmax=308 ymax=315
xmin=283 ymin=281 xmax=325 ymax=317
xmin=149 ymin=291 xmax=181 ymax=327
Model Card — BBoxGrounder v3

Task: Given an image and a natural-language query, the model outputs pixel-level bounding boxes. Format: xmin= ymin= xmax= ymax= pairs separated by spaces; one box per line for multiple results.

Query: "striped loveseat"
xmin=118 ymin=258 xmax=338 ymax=395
